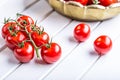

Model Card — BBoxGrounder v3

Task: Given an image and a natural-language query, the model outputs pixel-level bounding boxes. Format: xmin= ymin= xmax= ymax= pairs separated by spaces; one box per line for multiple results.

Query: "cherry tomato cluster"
xmin=64 ymin=0 xmax=118 ymax=6
xmin=73 ymin=23 xmax=112 ymax=55
xmin=2 ymin=14 xmax=62 ymax=64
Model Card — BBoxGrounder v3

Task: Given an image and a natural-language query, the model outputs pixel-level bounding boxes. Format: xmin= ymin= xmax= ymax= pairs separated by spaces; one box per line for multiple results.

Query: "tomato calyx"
xmin=8 ymin=26 xmax=18 ymax=36
xmin=45 ymin=43 xmax=51 ymax=48
xmin=4 ymin=18 xmax=11 ymax=24
xmin=92 ymin=0 xmax=99 ymax=4
xmin=38 ymin=27 xmax=44 ymax=35
xmin=16 ymin=13 xmax=24 ymax=18
xmin=18 ymin=41 xmax=25 ymax=48
xmin=41 ymin=38 xmax=53 ymax=48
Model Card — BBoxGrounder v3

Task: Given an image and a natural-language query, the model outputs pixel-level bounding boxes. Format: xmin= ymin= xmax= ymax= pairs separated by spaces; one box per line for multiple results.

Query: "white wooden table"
xmin=0 ymin=0 xmax=120 ymax=80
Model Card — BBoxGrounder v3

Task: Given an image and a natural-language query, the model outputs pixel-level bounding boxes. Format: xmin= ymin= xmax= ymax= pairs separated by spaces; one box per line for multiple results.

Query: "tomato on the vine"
xmin=41 ymin=43 xmax=62 ymax=64
xmin=17 ymin=15 xmax=34 ymax=26
xmin=2 ymin=13 xmax=62 ymax=64
xmin=2 ymin=22 xmax=21 ymax=39
xmin=21 ymin=25 xmax=35 ymax=39
xmin=94 ymin=35 xmax=112 ymax=55
xmin=5 ymin=31 xmax=26 ymax=50
xmin=73 ymin=23 xmax=91 ymax=42
xmin=31 ymin=31 xmax=49 ymax=47
xmin=99 ymin=0 xmax=118 ymax=6
xmin=73 ymin=0 xmax=88 ymax=5
xmin=14 ymin=42 xmax=34 ymax=63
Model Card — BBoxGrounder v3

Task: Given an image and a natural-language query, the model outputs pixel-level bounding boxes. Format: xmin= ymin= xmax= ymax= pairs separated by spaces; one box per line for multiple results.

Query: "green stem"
xmin=29 ymin=33 xmax=40 ymax=58
xmin=25 ymin=26 xmax=40 ymax=58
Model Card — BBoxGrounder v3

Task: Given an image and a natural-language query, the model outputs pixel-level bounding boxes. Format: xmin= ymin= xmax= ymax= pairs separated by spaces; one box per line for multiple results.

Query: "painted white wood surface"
xmin=43 ymin=14 xmax=120 ymax=80
xmin=0 ymin=48 xmax=19 ymax=80
xmin=81 ymin=35 xmax=120 ymax=80
xmin=0 ymin=0 xmax=38 ymax=21
xmin=0 ymin=0 xmax=120 ymax=80
xmin=0 ymin=23 xmax=5 ymax=48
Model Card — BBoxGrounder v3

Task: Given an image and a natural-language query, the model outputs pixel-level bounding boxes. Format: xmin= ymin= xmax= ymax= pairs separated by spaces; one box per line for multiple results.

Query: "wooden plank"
xmin=0 ymin=0 xmax=53 ymax=79
xmin=81 ymin=36 xmax=120 ymax=80
xmin=0 ymin=0 xmax=38 ymax=21
xmin=0 ymin=0 xmax=8 ymax=7
xmin=40 ymin=11 xmax=72 ymax=37
xmin=0 ymin=48 xmax=19 ymax=80
xmin=42 ymin=15 xmax=120 ymax=80
xmin=22 ymin=0 xmax=53 ymax=22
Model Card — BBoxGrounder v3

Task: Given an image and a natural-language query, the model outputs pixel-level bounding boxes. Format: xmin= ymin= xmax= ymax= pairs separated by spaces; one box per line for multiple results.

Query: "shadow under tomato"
xmin=8 ymin=56 xmax=19 ymax=64
xmin=68 ymin=36 xmax=79 ymax=43
xmin=89 ymin=50 xmax=98 ymax=56
xmin=34 ymin=59 xmax=49 ymax=65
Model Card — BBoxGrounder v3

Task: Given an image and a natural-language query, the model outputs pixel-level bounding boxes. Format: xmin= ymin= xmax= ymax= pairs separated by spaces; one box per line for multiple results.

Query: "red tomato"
xmin=73 ymin=0 xmax=88 ymax=5
xmin=5 ymin=32 xmax=26 ymax=50
xmin=99 ymin=0 xmax=118 ymax=6
xmin=41 ymin=43 xmax=62 ymax=64
xmin=31 ymin=31 xmax=49 ymax=47
xmin=73 ymin=23 xmax=91 ymax=42
xmin=17 ymin=15 xmax=34 ymax=26
xmin=14 ymin=42 xmax=34 ymax=63
xmin=94 ymin=35 xmax=112 ymax=55
xmin=2 ymin=22 xmax=21 ymax=39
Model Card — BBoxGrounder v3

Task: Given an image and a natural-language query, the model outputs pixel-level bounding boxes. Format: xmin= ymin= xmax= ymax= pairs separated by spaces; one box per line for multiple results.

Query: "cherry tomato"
xmin=99 ymin=0 xmax=118 ymax=6
xmin=31 ymin=31 xmax=49 ymax=47
xmin=2 ymin=22 xmax=21 ymax=39
xmin=94 ymin=35 xmax=112 ymax=55
xmin=41 ymin=43 xmax=62 ymax=64
xmin=17 ymin=15 xmax=34 ymax=26
xmin=73 ymin=0 xmax=88 ymax=5
xmin=5 ymin=32 xmax=26 ymax=50
xmin=73 ymin=23 xmax=91 ymax=42
xmin=14 ymin=42 xmax=34 ymax=63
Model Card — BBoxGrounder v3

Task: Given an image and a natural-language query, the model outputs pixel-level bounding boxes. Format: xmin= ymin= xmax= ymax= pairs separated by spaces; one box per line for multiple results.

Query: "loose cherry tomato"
xmin=41 ymin=43 xmax=62 ymax=64
xmin=17 ymin=15 xmax=34 ymax=26
xmin=73 ymin=23 xmax=91 ymax=42
xmin=99 ymin=0 xmax=118 ymax=6
xmin=94 ymin=35 xmax=112 ymax=55
xmin=14 ymin=42 xmax=34 ymax=63
xmin=31 ymin=31 xmax=49 ymax=47
xmin=73 ymin=0 xmax=88 ymax=5
xmin=2 ymin=22 xmax=21 ymax=39
xmin=5 ymin=31 xmax=26 ymax=50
